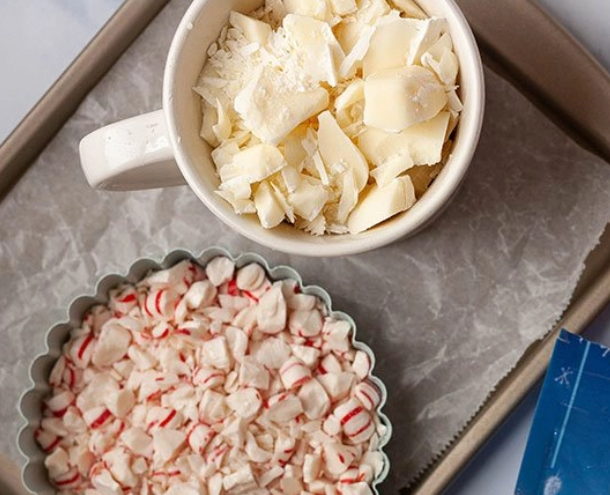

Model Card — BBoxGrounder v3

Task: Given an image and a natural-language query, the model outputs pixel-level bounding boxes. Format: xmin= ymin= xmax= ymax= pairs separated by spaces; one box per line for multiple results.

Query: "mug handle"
xmin=79 ymin=110 xmax=186 ymax=191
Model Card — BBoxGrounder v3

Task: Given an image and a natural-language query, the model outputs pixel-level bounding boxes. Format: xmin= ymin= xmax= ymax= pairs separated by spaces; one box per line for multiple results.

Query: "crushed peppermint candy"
xmin=37 ymin=257 xmax=388 ymax=495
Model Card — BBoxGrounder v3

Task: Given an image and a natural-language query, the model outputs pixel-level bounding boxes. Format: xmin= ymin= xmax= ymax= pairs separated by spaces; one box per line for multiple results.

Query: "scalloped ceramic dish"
xmin=17 ymin=247 xmax=392 ymax=494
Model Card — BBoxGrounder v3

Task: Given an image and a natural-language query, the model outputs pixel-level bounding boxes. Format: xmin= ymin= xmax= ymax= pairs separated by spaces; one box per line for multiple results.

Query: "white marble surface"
xmin=1 ymin=1 xmax=609 ymax=494
xmin=0 ymin=0 xmax=123 ymax=144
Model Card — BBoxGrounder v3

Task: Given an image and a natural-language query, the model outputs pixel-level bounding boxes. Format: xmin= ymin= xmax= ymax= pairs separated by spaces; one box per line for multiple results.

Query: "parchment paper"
xmin=2 ymin=1 xmax=610 ymax=492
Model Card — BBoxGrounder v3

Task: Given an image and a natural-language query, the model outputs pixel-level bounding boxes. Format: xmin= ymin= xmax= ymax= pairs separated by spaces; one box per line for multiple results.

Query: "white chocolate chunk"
xmin=362 ymin=18 xmax=421 ymax=76
xmin=213 ymin=98 xmax=232 ymax=142
xmin=229 ymin=11 xmax=272 ymax=46
xmin=348 ymin=176 xmax=416 ymax=234
xmin=390 ymin=0 xmax=427 ymax=18
xmin=255 ymin=181 xmax=286 ymax=229
xmin=371 ymin=154 xmax=414 ymax=187
xmin=220 ymin=144 xmax=287 ymax=185
xmin=317 ymin=111 xmax=369 ymax=191
xmin=288 ymin=177 xmax=329 ymax=222
xmin=410 ymin=17 xmax=448 ymax=65
xmin=235 ymin=66 xmax=329 ymax=145
xmin=335 ymin=79 xmax=365 ymax=113
xmin=364 ymin=66 xmax=447 ymax=132
xmin=284 ymin=0 xmax=328 ymax=19
xmin=328 ymin=0 xmax=357 ymax=15
xmin=282 ymin=14 xmax=345 ymax=87
xmin=358 ymin=111 xmax=450 ymax=166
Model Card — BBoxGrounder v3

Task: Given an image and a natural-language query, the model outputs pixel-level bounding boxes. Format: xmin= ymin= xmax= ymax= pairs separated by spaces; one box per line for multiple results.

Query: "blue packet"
xmin=516 ymin=329 xmax=610 ymax=494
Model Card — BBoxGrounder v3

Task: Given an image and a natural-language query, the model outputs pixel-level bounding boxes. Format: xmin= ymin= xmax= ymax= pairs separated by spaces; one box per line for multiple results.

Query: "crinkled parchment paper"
xmin=2 ymin=1 xmax=610 ymax=492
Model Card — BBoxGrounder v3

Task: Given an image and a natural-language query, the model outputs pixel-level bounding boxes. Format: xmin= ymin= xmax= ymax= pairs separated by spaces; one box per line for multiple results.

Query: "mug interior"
xmin=164 ymin=0 xmax=484 ymax=256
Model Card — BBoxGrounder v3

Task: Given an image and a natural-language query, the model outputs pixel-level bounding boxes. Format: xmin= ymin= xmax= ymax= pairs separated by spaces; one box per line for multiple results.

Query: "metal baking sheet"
xmin=2 ymin=1 xmax=610 ymax=494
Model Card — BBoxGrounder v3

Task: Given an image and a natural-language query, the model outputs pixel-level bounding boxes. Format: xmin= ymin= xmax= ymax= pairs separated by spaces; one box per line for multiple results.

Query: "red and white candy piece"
xmin=333 ymin=399 xmax=374 ymax=444
xmin=236 ymin=263 xmax=266 ymax=291
xmin=152 ymin=428 xmax=187 ymax=467
xmin=52 ymin=466 xmax=81 ymax=489
xmin=194 ymin=367 xmax=225 ymax=390
xmin=35 ymin=427 xmax=60 ymax=453
xmin=92 ymin=468 xmax=122 ymax=495
xmin=206 ymin=257 xmax=235 ymax=286
xmin=303 ymin=453 xmax=322 ymax=483
xmin=83 ymin=406 xmax=113 ymax=430
xmin=351 ymin=351 xmax=371 ymax=380
xmin=147 ymin=406 xmax=183 ymax=432
xmin=226 ymin=388 xmax=262 ymax=420
xmin=289 ymin=309 xmax=324 ymax=337
xmin=45 ymin=390 xmax=75 ymax=418
xmin=69 ymin=333 xmax=96 ymax=368
xmin=151 ymin=321 xmax=172 ymax=339
xmin=354 ymin=382 xmax=381 ymax=411
xmin=238 ymin=357 xmax=270 ymax=389
xmin=92 ymin=321 xmax=131 ymax=367
xmin=187 ymin=423 xmax=216 ymax=454
xmin=280 ymin=357 xmax=312 ymax=390
xmin=323 ymin=442 xmax=356 ymax=476
xmin=48 ymin=356 xmax=66 ymax=388
xmin=201 ymin=336 xmax=232 ymax=370
xmin=318 ymin=353 xmax=343 ymax=375
xmin=143 ymin=288 xmax=179 ymax=320
xmin=44 ymin=446 xmax=70 ymax=479
xmin=323 ymin=319 xmax=352 ymax=354
xmin=257 ymin=285 xmax=287 ymax=334
xmin=266 ymin=392 xmax=303 ymax=423
xmin=298 ymin=378 xmax=331 ymax=420
xmin=111 ymin=287 xmax=139 ymax=315
xmin=318 ymin=372 xmax=355 ymax=401
xmin=199 ymin=389 xmax=229 ymax=423
xmin=272 ymin=433 xmax=296 ymax=465
xmin=339 ymin=481 xmax=374 ymax=495
xmin=120 ymin=427 xmax=153 ymax=457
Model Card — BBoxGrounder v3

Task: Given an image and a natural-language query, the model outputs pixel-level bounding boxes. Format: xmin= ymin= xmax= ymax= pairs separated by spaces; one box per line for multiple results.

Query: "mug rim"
xmin=163 ymin=0 xmax=485 ymax=257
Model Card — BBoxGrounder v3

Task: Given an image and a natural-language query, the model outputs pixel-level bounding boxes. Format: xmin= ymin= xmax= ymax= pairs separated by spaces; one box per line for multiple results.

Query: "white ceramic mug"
xmin=80 ymin=0 xmax=485 ymax=257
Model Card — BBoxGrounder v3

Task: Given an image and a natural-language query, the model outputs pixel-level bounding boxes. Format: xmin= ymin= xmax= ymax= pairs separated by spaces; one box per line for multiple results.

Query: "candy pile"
xmin=196 ymin=0 xmax=461 ymax=235
xmin=36 ymin=257 xmax=388 ymax=495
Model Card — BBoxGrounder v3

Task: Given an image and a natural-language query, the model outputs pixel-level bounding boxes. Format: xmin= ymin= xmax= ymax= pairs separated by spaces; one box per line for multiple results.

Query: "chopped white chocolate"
xmin=39 ymin=258 xmax=386 ymax=495
xmin=348 ymin=176 xmax=417 ymax=234
xmin=317 ymin=111 xmax=369 ymax=192
xmin=197 ymin=0 xmax=460 ymax=234
xmin=364 ymin=66 xmax=447 ymax=132
xmin=229 ymin=11 xmax=272 ymax=46
xmin=358 ymin=111 xmax=450 ymax=166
